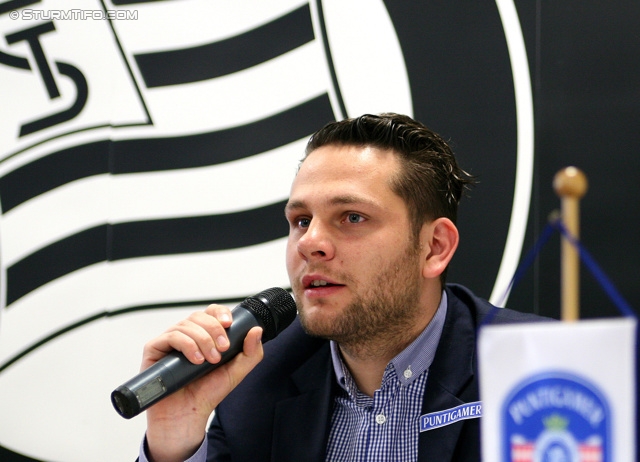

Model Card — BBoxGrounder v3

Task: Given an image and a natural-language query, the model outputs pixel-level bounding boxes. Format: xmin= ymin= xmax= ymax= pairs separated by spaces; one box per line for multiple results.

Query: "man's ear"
xmin=420 ymin=217 xmax=459 ymax=280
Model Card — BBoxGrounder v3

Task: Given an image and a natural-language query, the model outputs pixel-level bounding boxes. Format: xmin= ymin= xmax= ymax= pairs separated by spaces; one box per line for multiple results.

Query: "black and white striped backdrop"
xmin=1 ymin=1 xmax=638 ymax=460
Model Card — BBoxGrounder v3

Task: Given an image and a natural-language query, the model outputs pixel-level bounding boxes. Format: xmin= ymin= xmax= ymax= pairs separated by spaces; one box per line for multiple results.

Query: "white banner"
xmin=479 ymin=317 xmax=637 ymax=461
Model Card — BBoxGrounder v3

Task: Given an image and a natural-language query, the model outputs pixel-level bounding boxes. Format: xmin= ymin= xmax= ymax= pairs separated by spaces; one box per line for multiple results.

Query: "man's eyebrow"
xmin=328 ymin=194 xmax=377 ymax=207
xmin=284 ymin=200 xmax=305 ymax=213
xmin=285 ymin=195 xmax=379 ymax=212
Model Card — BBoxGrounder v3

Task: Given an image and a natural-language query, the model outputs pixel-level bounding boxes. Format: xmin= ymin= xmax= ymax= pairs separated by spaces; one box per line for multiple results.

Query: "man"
xmin=139 ymin=113 xmax=545 ymax=462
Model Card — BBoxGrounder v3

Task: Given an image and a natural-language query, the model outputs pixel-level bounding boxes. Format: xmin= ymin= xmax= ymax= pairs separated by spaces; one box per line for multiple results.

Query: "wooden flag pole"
xmin=553 ymin=167 xmax=588 ymax=321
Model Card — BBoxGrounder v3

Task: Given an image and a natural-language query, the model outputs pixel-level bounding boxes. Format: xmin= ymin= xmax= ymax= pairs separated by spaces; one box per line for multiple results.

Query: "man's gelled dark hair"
xmin=304 ymin=113 xmax=475 ymax=241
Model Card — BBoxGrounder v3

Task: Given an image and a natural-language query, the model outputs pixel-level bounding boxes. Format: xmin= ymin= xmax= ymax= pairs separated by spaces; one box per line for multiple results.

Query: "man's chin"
xmin=298 ymin=312 xmax=338 ymax=340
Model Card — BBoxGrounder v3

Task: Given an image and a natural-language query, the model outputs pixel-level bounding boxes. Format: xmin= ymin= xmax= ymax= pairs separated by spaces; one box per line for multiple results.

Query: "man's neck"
xmin=336 ymin=286 xmax=445 ymax=397
xmin=337 ymin=315 xmax=430 ymax=396
xmin=337 ymin=346 xmax=393 ymax=396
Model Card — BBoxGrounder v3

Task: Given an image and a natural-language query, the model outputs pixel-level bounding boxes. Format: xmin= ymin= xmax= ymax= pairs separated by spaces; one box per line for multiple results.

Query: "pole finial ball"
xmin=553 ymin=166 xmax=588 ymax=199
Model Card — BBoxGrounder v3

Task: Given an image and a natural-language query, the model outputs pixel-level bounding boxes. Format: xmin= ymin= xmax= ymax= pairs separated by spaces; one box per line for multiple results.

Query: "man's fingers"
xmin=222 ymin=326 xmax=264 ymax=389
xmin=242 ymin=326 xmax=264 ymax=359
xmin=204 ymin=304 xmax=234 ymax=328
xmin=143 ymin=306 xmax=236 ymax=369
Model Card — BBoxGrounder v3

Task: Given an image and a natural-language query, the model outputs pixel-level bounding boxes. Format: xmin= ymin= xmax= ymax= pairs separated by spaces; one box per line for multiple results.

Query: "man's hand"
xmin=142 ymin=304 xmax=264 ymax=462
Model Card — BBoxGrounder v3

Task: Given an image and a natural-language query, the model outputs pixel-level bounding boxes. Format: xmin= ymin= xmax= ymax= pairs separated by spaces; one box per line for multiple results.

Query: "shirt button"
xmin=403 ymin=367 xmax=413 ymax=379
xmin=375 ymin=413 xmax=386 ymax=425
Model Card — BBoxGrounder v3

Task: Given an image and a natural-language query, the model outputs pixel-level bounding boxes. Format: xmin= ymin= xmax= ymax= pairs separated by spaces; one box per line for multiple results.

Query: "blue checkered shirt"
xmin=325 ymin=292 xmax=448 ymax=461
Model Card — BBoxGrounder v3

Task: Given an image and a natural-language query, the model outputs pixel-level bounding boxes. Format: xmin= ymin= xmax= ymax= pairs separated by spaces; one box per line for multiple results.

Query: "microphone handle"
xmin=111 ymin=308 xmax=259 ymax=419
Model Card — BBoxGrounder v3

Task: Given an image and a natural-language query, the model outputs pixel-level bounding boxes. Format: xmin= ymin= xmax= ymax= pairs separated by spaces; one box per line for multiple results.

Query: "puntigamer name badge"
xmin=503 ymin=372 xmax=610 ymax=461
xmin=420 ymin=401 xmax=482 ymax=432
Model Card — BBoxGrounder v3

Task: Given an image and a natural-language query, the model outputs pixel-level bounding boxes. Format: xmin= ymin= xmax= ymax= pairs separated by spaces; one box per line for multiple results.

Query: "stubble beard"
xmin=296 ymin=242 xmax=424 ymax=360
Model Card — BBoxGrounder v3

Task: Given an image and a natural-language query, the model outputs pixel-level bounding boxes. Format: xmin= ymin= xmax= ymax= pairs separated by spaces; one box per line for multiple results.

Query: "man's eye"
xmin=298 ymin=217 xmax=311 ymax=228
xmin=347 ymin=213 xmax=364 ymax=224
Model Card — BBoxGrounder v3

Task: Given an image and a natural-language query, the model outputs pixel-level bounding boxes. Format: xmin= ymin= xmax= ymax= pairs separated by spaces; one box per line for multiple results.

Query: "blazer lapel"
xmin=418 ymin=291 xmax=479 ymax=461
xmin=271 ymin=342 xmax=334 ymax=462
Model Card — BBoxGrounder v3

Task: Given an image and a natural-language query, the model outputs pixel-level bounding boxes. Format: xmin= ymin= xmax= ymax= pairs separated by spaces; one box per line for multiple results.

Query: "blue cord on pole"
xmin=482 ymin=212 xmax=637 ymax=326
xmin=550 ymin=218 xmax=637 ymax=319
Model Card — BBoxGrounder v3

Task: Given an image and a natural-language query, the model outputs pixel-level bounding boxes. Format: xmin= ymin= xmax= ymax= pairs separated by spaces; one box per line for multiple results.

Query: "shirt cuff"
xmin=139 ymin=433 xmax=207 ymax=462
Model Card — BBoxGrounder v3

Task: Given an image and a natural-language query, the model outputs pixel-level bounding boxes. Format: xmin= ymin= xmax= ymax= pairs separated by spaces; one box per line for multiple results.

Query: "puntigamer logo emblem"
xmin=503 ymin=372 xmax=611 ymax=462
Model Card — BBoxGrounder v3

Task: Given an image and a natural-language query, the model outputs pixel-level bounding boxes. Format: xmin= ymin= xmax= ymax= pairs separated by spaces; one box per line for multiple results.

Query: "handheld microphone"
xmin=111 ymin=287 xmax=297 ymax=419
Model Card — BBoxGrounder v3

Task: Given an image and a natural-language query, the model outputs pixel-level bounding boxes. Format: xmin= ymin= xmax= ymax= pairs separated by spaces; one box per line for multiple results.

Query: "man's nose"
xmin=297 ymin=219 xmax=335 ymax=260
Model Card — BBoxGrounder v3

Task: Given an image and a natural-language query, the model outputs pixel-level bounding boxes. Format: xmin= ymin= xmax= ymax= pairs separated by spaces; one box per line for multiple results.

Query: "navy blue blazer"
xmin=206 ymin=284 xmax=547 ymax=461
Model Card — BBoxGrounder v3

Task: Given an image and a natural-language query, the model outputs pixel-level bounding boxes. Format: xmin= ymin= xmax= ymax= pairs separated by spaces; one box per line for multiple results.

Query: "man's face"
xmin=285 ymin=144 xmax=427 ymax=346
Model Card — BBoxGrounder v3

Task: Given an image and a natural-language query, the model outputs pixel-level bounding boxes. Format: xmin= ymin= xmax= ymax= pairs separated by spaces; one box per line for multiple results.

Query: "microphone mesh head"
xmin=243 ymin=287 xmax=297 ymax=341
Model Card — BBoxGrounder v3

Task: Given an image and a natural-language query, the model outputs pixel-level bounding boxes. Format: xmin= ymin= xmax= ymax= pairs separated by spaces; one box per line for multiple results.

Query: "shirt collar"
xmin=330 ymin=290 xmax=448 ymax=392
